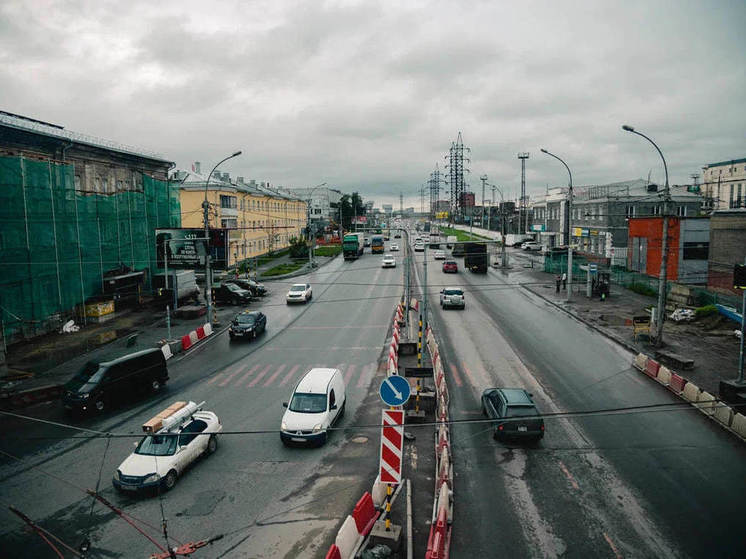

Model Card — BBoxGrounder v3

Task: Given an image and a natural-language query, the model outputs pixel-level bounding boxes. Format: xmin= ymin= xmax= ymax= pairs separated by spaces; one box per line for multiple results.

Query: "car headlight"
xmin=113 ymin=470 xmax=121 ymax=481
xmin=144 ymin=473 xmax=160 ymax=483
xmin=312 ymin=423 xmax=323 ymax=432
xmin=281 ymin=421 xmax=287 ymax=431
xmin=81 ymin=393 xmax=90 ymax=399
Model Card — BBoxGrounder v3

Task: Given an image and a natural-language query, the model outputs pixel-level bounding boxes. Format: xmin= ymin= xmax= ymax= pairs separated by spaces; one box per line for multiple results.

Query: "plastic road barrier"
xmin=668 ymin=373 xmax=687 ymax=394
xmin=696 ymin=392 xmax=717 ymax=416
xmin=644 ymin=359 xmax=660 ymax=379
xmin=633 ymin=353 xmax=648 ymax=371
xmin=682 ymin=381 xmax=701 ymax=403
xmin=657 ymin=366 xmax=671 ymax=386
xmin=714 ymin=404 xmax=734 ymax=427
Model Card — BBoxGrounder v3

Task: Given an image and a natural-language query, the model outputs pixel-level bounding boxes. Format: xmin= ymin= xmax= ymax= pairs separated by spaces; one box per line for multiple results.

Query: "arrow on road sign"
xmin=379 ymin=375 xmax=411 ymax=407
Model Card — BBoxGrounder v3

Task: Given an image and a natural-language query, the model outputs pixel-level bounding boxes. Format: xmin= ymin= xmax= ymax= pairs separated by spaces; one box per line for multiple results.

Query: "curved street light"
xmin=203 ymin=150 xmax=242 ymax=324
xmin=622 ymin=125 xmax=670 ymax=347
xmin=306 ymin=182 xmax=327 ymax=268
xmin=540 ymin=148 xmax=573 ymax=301
xmin=485 ymin=181 xmax=508 ymax=268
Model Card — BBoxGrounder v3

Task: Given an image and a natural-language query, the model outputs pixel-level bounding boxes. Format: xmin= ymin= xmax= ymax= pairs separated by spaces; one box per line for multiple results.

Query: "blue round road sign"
xmin=379 ymin=375 xmax=411 ymax=407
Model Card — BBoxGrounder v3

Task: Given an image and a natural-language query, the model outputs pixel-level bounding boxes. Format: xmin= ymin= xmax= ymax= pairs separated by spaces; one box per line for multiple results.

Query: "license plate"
xmin=120 ymin=485 xmax=138 ymax=491
xmin=518 ymin=426 xmax=527 ymax=432
xmin=291 ymin=437 xmax=306 ymax=442
xmin=233 ymin=332 xmax=242 ymax=336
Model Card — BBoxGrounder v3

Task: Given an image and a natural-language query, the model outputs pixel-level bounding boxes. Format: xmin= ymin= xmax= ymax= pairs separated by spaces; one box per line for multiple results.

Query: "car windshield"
xmin=288 ymin=393 xmax=327 ymax=413
xmin=290 ymin=285 xmax=305 ymax=292
xmin=506 ymin=406 xmax=538 ymax=418
xmin=445 ymin=261 xmax=456 ymax=266
xmin=74 ymin=361 xmax=106 ymax=385
xmin=226 ymin=284 xmax=240 ymax=292
xmin=237 ymin=314 xmax=256 ymax=324
xmin=444 ymin=289 xmax=463 ymax=296
xmin=135 ymin=434 xmax=178 ymax=456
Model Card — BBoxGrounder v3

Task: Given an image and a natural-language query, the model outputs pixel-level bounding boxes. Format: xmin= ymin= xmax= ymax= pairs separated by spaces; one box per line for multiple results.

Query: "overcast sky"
xmin=2 ymin=0 xmax=744 ymax=208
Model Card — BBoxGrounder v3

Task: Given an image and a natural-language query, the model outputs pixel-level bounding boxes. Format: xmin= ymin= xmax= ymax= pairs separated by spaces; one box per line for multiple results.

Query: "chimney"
xmin=195 ymin=161 xmax=201 ymax=174
xmin=647 ymin=183 xmax=658 ymax=193
xmin=237 ymin=176 xmax=244 ymax=185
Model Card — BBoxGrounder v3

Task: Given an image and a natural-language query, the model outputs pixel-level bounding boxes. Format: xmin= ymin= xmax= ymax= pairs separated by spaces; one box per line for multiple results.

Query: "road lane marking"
xmin=449 ymin=364 xmax=463 ymax=387
xmin=248 ymin=364 xmax=273 ymax=387
xmin=558 ymin=460 xmax=580 ymax=490
xmin=265 ymin=346 xmax=379 ymax=351
xmin=461 ymin=362 xmax=476 ymax=385
xmin=344 ymin=364 xmax=356 ymax=386
xmin=603 ymin=532 xmax=623 ymax=559
xmin=263 ymin=364 xmax=286 ymax=387
xmin=233 ymin=363 xmax=261 ymax=387
xmin=280 ymin=364 xmax=300 ymax=386
xmin=217 ymin=362 xmax=247 ymax=387
xmin=289 ymin=325 xmax=388 ymax=329
xmin=358 ymin=363 xmax=374 ymax=388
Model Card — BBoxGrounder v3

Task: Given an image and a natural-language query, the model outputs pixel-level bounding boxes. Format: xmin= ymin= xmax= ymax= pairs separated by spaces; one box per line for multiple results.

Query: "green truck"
xmin=343 ymin=233 xmax=365 ymax=260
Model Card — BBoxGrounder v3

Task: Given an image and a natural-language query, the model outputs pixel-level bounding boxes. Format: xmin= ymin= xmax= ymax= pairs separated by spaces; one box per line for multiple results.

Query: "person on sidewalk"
xmin=561 ymin=272 xmax=567 ymax=290
xmin=555 ymin=275 xmax=561 ymax=293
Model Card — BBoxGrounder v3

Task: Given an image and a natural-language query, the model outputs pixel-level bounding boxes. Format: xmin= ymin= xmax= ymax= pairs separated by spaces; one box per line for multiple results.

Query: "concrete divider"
xmin=188 ymin=330 xmax=199 ymax=345
xmin=644 ymin=359 xmax=660 ymax=379
xmin=714 ymin=404 xmax=734 ymax=427
xmin=696 ymin=391 xmax=717 ymax=416
xmin=181 ymin=334 xmax=192 ymax=351
xmin=334 ymin=515 xmax=359 ymax=559
xmin=196 ymin=326 xmax=206 ymax=339
xmin=633 ymin=353 xmax=648 ymax=371
xmin=732 ymin=413 xmax=746 ymax=438
xmin=203 ymin=323 xmax=213 ymax=336
xmin=669 ymin=373 xmax=687 ymax=394
xmin=682 ymin=381 xmax=701 ymax=403
xmin=437 ymin=481 xmax=451 ymax=522
xmin=657 ymin=366 xmax=671 ymax=386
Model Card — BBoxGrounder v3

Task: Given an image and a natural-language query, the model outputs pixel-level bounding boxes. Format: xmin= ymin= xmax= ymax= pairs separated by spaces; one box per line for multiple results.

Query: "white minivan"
xmin=280 ymin=368 xmax=346 ymax=446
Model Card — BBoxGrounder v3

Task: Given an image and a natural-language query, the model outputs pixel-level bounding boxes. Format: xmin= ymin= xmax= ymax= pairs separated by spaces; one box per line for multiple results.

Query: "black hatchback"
xmin=229 ymin=311 xmax=267 ymax=340
xmin=227 ymin=279 xmax=267 ymax=297
xmin=481 ymin=388 xmax=544 ymax=441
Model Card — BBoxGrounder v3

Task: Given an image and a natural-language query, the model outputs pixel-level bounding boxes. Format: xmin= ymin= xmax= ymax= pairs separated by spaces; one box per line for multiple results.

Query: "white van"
xmin=280 ymin=368 xmax=346 ymax=446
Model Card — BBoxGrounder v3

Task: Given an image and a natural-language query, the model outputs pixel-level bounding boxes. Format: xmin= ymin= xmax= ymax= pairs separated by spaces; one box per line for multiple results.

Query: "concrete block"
xmin=657 ymin=366 xmax=671 ymax=385
xmin=368 ymin=520 xmax=401 ymax=552
xmin=714 ymin=404 xmax=734 ymax=427
xmin=696 ymin=391 xmax=717 ymax=416
xmin=682 ymin=382 xmax=701 ymax=403
xmin=406 ymin=409 xmax=426 ymax=423
xmin=732 ymin=413 xmax=746 ymax=438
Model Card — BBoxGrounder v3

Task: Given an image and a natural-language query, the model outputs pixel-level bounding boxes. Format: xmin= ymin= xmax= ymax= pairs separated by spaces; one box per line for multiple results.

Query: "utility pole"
xmin=518 ymin=153 xmax=529 ymax=234
xmin=480 ymin=174 xmax=487 ymax=232
xmin=422 ymin=243 xmax=428 ymax=335
xmin=540 ymin=149 xmax=572 ymax=301
xmin=622 ymin=125 xmax=670 ymax=346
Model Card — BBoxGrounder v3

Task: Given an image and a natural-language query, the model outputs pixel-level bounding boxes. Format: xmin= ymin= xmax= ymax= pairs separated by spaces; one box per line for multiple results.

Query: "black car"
xmin=481 ymin=388 xmax=544 ymax=441
xmin=229 ymin=311 xmax=267 ymax=340
xmin=63 ymin=348 xmax=168 ymax=414
xmin=213 ymin=282 xmax=252 ymax=305
xmin=228 ymin=278 xmax=267 ymax=297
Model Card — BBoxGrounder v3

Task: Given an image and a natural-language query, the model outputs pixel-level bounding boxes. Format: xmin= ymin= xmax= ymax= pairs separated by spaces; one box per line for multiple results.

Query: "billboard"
xmin=353 ymin=216 xmax=368 ymax=224
xmin=155 ymin=228 xmax=229 ymax=270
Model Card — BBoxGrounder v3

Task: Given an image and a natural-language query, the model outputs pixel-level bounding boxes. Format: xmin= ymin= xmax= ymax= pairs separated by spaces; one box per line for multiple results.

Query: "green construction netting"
xmin=0 ymin=155 xmax=180 ymax=339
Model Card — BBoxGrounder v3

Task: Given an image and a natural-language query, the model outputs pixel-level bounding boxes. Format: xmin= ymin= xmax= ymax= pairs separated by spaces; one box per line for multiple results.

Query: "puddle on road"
xmin=176 ymin=489 xmax=226 ymax=517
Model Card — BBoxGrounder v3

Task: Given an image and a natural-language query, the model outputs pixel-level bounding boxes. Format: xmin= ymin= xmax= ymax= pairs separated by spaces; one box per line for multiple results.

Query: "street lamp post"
xmin=540 ymin=148 xmax=573 ymax=302
xmin=486 ymin=182 xmax=507 ymax=268
xmin=306 ymin=183 xmax=327 ymax=269
xmin=203 ymin=151 xmax=242 ymax=324
xmin=622 ymin=125 xmax=670 ymax=347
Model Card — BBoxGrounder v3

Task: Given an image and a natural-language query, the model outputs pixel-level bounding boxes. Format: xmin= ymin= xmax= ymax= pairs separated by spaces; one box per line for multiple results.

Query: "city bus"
xmin=371 ymin=234 xmax=385 ymax=254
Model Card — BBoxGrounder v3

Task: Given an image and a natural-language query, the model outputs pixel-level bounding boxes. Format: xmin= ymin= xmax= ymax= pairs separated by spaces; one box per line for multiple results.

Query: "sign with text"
xmin=155 ymin=228 xmax=229 ymax=270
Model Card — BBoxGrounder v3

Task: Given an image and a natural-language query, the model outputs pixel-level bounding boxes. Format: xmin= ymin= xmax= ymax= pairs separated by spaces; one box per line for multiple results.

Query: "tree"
xmin=338 ymin=192 xmax=366 ymax=230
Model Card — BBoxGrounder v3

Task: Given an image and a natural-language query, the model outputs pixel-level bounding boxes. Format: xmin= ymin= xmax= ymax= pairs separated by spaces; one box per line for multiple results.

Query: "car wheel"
xmin=151 ymin=379 xmax=162 ymax=392
xmin=163 ymin=470 xmax=177 ymax=491
xmin=94 ymin=399 xmax=105 ymax=412
xmin=206 ymin=435 xmax=218 ymax=455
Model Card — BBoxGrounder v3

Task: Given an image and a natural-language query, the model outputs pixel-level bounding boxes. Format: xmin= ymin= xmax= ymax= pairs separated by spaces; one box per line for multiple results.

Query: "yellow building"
xmin=175 ymin=166 xmax=306 ymax=269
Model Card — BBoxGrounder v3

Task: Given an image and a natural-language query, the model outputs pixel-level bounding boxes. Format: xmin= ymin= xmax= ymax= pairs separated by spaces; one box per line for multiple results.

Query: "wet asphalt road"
xmin=414 ymin=241 xmax=746 ymax=558
xmin=0 ymin=253 xmax=400 ymax=558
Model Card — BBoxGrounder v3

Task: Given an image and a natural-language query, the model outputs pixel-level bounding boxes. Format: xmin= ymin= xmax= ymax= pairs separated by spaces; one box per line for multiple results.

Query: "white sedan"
xmin=433 ymin=250 xmax=446 ymax=260
xmin=113 ymin=402 xmax=222 ymax=492
xmin=390 ymin=244 xmax=399 ymax=251
xmin=286 ymin=283 xmax=312 ymax=304
xmin=382 ymin=254 xmax=396 ymax=268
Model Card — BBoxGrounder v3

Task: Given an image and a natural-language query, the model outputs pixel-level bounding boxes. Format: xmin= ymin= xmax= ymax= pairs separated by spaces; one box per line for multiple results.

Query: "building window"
xmin=220 ymin=195 xmax=236 ymax=209
xmin=652 ymin=205 xmax=661 ymax=216
xmin=221 ymin=219 xmax=237 ymax=228
xmin=683 ymin=242 xmax=709 ymax=260
xmin=626 ymin=205 xmax=635 ymax=218
xmin=737 ymin=184 xmax=743 ymax=208
xmin=676 ymin=206 xmax=687 ymax=217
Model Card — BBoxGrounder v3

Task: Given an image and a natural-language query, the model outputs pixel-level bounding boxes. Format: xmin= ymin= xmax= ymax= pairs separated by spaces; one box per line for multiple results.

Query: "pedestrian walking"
xmin=555 ymin=275 xmax=561 ymax=293
xmin=561 ymin=272 xmax=567 ymax=290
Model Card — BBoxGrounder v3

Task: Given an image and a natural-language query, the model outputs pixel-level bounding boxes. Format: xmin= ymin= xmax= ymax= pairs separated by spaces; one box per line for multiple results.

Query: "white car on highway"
xmin=414 ymin=242 xmax=424 ymax=252
xmin=440 ymin=287 xmax=465 ymax=310
xmin=286 ymin=283 xmax=312 ymax=304
xmin=390 ymin=243 xmax=399 ymax=251
xmin=382 ymin=254 xmax=396 ymax=268
xmin=433 ymin=250 xmax=446 ymax=260
xmin=522 ymin=242 xmax=542 ymax=251
xmin=113 ymin=401 xmax=222 ymax=492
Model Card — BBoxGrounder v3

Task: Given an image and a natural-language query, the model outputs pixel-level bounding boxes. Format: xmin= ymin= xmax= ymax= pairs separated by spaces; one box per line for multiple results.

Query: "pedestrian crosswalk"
xmin=205 ymin=361 xmax=384 ymax=389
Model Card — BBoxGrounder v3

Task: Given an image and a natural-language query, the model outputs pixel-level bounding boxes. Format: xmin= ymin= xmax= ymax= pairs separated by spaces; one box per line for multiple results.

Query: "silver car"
xmin=440 ymin=287 xmax=465 ymax=309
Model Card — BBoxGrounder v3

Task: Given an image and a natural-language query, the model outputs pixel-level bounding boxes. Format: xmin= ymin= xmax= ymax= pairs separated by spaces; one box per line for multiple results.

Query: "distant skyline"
xmin=2 ymin=0 xmax=744 ymax=209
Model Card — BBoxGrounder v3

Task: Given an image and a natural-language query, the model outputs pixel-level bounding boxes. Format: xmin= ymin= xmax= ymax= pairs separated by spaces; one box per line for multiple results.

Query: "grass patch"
xmin=438 ymin=227 xmax=489 ymax=242
xmin=256 ymin=248 xmax=290 ymax=266
xmin=695 ymin=304 xmax=718 ymax=319
xmin=628 ymin=282 xmax=657 ymax=297
xmin=261 ymin=261 xmax=305 ymax=277
xmin=314 ymin=245 xmax=342 ymax=257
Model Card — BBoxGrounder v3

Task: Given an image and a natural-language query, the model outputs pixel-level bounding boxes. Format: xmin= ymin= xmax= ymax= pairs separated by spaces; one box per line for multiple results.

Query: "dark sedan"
xmin=229 ymin=311 xmax=267 ymax=340
xmin=481 ymin=388 xmax=544 ymax=441
xmin=213 ymin=283 xmax=252 ymax=305
xmin=227 ymin=278 xmax=267 ymax=297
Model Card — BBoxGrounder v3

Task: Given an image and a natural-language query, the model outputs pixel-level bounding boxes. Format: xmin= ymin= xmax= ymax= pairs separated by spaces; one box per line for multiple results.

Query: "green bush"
xmin=694 ymin=305 xmax=717 ymax=319
xmin=628 ymin=282 xmax=657 ymax=297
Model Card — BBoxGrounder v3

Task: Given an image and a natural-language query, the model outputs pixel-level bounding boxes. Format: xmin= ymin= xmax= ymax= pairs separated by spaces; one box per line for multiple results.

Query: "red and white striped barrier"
xmin=181 ymin=323 xmax=214 ymax=351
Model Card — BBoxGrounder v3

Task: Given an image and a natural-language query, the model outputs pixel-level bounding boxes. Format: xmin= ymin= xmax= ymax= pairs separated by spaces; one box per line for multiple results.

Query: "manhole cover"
xmin=351 ymin=436 xmax=368 ymax=444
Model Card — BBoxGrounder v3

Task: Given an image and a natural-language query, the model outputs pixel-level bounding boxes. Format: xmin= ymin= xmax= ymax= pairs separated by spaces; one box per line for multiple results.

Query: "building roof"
xmin=703 ymin=158 xmax=746 ymax=168
xmin=174 ymin=169 xmax=303 ymax=201
xmin=0 ymin=110 xmax=170 ymax=163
